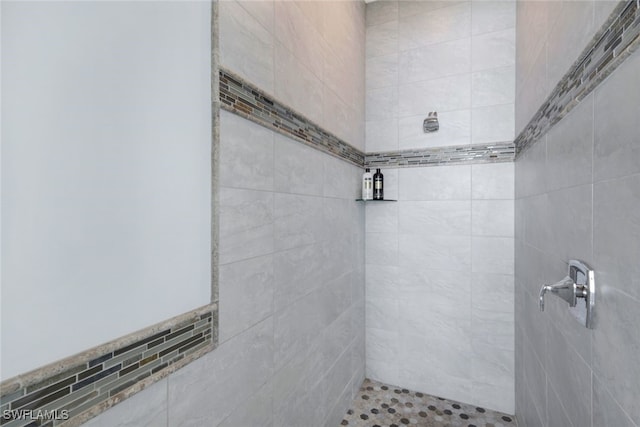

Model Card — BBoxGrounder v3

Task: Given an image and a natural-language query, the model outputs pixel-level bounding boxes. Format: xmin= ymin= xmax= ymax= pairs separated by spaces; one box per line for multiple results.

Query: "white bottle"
xmin=362 ymin=168 xmax=373 ymax=200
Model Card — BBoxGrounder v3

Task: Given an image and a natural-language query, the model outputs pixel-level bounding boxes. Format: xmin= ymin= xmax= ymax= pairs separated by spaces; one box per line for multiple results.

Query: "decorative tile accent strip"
xmin=515 ymin=0 xmax=640 ymax=155
xmin=365 ymin=143 xmax=515 ymax=168
xmin=219 ymin=68 xmax=365 ymax=167
xmin=0 ymin=304 xmax=217 ymax=427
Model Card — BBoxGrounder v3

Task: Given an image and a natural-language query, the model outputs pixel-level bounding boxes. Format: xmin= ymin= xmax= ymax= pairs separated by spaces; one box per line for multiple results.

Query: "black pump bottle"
xmin=373 ymin=168 xmax=384 ymax=200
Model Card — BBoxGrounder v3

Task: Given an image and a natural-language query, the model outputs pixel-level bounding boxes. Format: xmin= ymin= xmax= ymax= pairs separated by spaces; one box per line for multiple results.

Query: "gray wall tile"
xmin=219 ymin=110 xmax=274 ymax=191
xmin=274 ymin=193 xmax=324 ymax=251
xmin=219 ymin=254 xmax=274 ymax=343
xmin=594 ymin=174 xmax=640 ymax=301
xmin=274 ymin=134 xmax=325 ymax=196
xmin=399 ymin=165 xmax=471 ymax=201
xmin=594 ymin=51 xmax=640 ymax=182
xmin=167 ymin=318 xmax=274 ymax=426
xmin=219 ymin=187 xmax=274 ymax=265
xmin=399 ymin=201 xmax=471 ymax=236
xmin=545 ymin=94 xmax=594 ymax=192
xmin=593 ymin=375 xmax=638 ymax=427
xmin=83 ymin=379 xmax=168 ymax=427
xmin=219 ymin=0 xmax=274 ymax=94
xmin=472 ymin=236 xmax=514 ymax=275
xmin=472 ymin=162 xmax=514 ymax=200
xmin=472 ymin=200 xmax=514 ymax=237
xmin=592 ymin=288 xmax=640 ymax=425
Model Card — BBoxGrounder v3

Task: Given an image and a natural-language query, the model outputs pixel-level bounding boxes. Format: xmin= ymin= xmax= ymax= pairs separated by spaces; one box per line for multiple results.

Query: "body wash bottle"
xmin=373 ymin=168 xmax=384 ymax=200
xmin=362 ymin=168 xmax=373 ymax=200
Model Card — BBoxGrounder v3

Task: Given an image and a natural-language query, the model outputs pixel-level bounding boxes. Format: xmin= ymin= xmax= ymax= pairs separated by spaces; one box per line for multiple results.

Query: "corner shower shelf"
xmin=355 ymin=199 xmax=397 ymax=202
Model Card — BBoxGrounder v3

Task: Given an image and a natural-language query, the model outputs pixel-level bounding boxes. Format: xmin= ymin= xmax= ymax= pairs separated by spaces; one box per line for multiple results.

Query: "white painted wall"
xmin=82 ymin=1 xmax=367 ymax=426
xmin=1 ymin=1 xmax=212 ymax=379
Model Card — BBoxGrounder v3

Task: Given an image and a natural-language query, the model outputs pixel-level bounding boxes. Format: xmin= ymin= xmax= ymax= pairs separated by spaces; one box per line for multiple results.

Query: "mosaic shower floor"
xmin=341 ymin=379 xmax=517 ymax=427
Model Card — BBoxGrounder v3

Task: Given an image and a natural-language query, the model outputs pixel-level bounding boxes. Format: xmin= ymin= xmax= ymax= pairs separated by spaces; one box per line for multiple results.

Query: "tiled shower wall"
xmin=364 ymin=0 xmax=516 ymax=413
xmin=83 ymin=1 xmax=366 ymax=426
xmin=365 ymin=0 xmax=515 ymax=151
xmin=515 ymin=1 xmax=640 ymax=426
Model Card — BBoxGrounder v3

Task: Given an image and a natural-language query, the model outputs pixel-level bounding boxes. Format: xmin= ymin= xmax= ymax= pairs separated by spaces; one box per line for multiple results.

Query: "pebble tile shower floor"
xmin=341 ymin=379 xmax=517 ymax=427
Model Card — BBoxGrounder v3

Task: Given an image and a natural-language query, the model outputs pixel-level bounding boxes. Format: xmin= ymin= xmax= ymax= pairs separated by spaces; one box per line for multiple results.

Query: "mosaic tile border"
xmin=0 ymin=304 xmax=217 ymax=427
xmin=515 ymin=0 xmax=640 ymax=155
xmin=219 ymin=68 xmax=365 ymax=167
xmin=220 ymin=68 xmax=516 ymax=168
xmin=365 ymin=143 xmax=515 ymax=168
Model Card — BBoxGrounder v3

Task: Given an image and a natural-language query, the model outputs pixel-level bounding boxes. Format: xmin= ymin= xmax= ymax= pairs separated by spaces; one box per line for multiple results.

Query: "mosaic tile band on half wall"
xmin=219 ymin=68 xmax=516 ymax=168
xmin=515 ymin=0 xmax=640 ymax=155
xmin=0 ymin=305 xmax=216 ymax=427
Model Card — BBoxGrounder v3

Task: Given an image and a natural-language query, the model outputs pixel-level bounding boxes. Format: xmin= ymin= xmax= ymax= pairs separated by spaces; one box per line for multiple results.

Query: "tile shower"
xmin=2 ymin=1 xmax=639 ymax=427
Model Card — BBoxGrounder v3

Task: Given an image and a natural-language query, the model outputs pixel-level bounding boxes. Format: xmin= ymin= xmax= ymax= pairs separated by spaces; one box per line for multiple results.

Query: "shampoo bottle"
xmin=373 ymin=168 xmax=384 ymax=200
xmin=362 ymin=168 xmax=373 ymax=200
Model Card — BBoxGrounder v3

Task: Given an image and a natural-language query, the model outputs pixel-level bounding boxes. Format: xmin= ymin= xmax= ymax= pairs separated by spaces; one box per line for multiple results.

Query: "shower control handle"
xmin=539 ymin=277 xmax=576 ymax=312
xmin=538 ymin=259 xmax=595 ymax=329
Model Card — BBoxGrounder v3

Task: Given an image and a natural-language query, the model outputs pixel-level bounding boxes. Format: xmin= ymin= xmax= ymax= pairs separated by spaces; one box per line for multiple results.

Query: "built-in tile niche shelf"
xmin=355 ymin=199 xmax=397 ymax=202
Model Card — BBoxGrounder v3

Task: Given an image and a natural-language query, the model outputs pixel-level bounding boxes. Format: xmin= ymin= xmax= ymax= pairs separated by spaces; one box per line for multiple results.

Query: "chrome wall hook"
xmin=539 ymin=259 xmax=595 ymax=329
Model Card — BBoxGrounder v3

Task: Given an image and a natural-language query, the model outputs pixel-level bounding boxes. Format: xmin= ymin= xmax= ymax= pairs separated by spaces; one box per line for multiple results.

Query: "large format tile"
xmin=592 ymin=375 xmax=637 ymax=427
xmin=545 ymin=324 xmax=591 ymax=427
xmin=593 ymin=288 xmax=640 ymax=426
xmin=472 ymin=236 xmax=514 ymax=275
xmin=472 ymin=200 xmax=514 ymax=237
xmin=594 ymin=50 xmax=640 ymax=181
xmin=398 ymin=2 xmax=471 ymax=51
xmin=324 ymin=155 xmax=360 ymax=200
xmin=398 ymin=38 xmax=471 ymax=84
xmin=398 ymin=109 xmax=471 ymax=149
xmin=366 ymin=0 xmax=398 ymax=27
xmin=274 ymin=133 xmax=325 ymax=196
xmin=399 ymin=73 xmax=471 ymax=117
xmin=366 ymin=118 xmax=398 ymax=153
xmin=365 ymin=202 xmax=398 ymax=233
xmin=219 ymin=0 xmax=274 ymax=93
xmin=472 ymin=28 xmax=515 ymax=72
xmin=472 ymin=162 xmax=514 ymax=200
xmin=274 ymin=42 xmax=323 ymax=125
xmin=274 ymin=1 xmax=323 ymax=79
xmin=366 ymin=53 xmax=398 ymax=90
xmin=399 ymin=165 xmax=471 ymax=201
xmin=274 ymin=288 xmax=327 ymax=372
xmin=399 ymin=234 xmax=471 ymax=272
xmin=546 ymin=184 xmax=593 ymax=264
xmin=219 ymin=187 xmax=274 ymax=265
xmin=273 ymin=243 xmax=325 ymax=312
xmin=167 ymin=318 xmax=274 ymax=426
xmin=546 ymin=1 xmax=594 ymax=92
xmin=219 ymin=110 xmax=274 ymax=191
xmin=471 ymin=1 xmax=516 ymax=36
xmin=217 ymin=382 xmax=273 ymax=427
xmin=472 ymin=103 xmax=514 ymax=144
xmin=366 ymin=232 xmax=398 ymax=267
xmin=366 ymin=86 xmax=398 ymax=121
xmin=471 ymin=66 xmax=515 ymax=108
xmin=399 ymin=200 xmax=471 ymax=236
xmin=219 ymin=254 xmax=274 ymax=342
xmin=274 ymin=193 xmax=324 ymax=251
xmin=83 ymin=379 xmax=167 ymax=427
xmin=594 ymin=174 xmax=640 ymax=301
xmin=366 ymin=20 xmax=397 ymax=59
xmin=545 ymin=93 xmax=594 ymax=192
